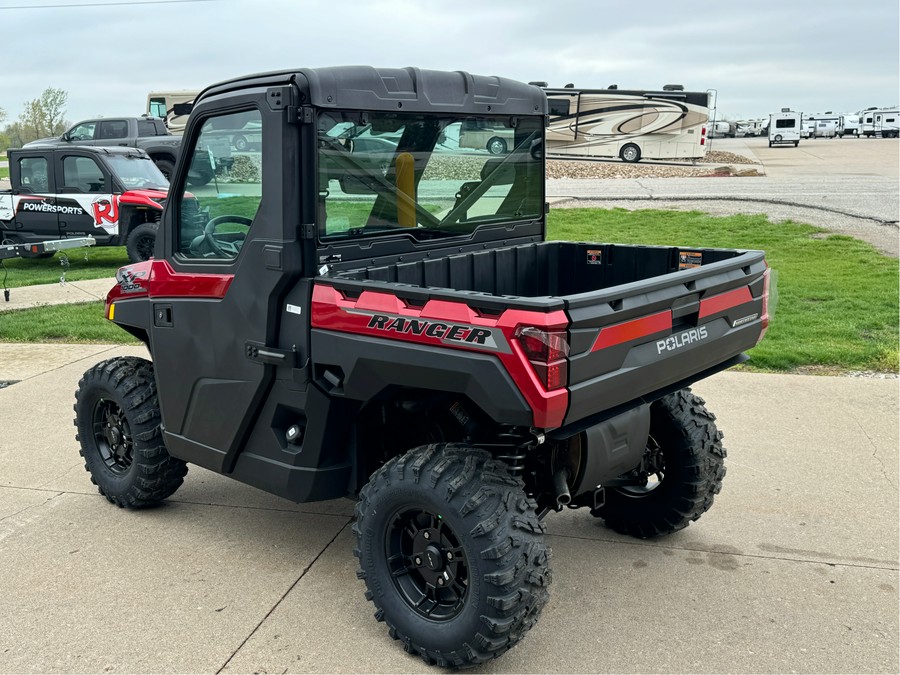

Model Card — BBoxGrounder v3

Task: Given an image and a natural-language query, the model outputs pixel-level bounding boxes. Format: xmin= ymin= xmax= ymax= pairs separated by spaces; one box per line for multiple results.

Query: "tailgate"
xmin=563 ymin=249 xmax=768 ymax=426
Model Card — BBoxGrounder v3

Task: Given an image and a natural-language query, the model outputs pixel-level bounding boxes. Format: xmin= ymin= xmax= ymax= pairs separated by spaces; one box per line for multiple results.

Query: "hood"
xmin=22 ymin=136 xmax=61 ymax=147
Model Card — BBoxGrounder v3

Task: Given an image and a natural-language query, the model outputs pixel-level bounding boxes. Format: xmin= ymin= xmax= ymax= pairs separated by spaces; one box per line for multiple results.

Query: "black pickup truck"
xmin=73 ymin=67 xmax=771 ymax=668
xmin=24 ymin=115 xmax=183 ymax=180
xmin=1 ymin=146 xmax=167 ymax=262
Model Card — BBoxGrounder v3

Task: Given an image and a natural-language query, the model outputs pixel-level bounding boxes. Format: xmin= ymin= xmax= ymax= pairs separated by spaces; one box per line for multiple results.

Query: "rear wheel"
xmin=794 ymin=140 xmax=799 ymax=147
xmin=154 ymin=158 xmax=175 ymax=181
xmin=486 ymin=137 xmax=507 ymax=155
xmin=354 ymin=443 xmax=551 ymax=667
xmin=592 ymin=389 xmax=725 ymax=538
xmin=620 ymin=143 xmax=641 ymax=163
xmin=74 ymin=357 xmax=187 ymax=508
xmin=774 ymin=134 xmax=783 ymax=143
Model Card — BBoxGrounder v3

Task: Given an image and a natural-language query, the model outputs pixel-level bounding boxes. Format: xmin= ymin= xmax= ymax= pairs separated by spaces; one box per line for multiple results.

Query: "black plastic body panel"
xmin=310 ymin=330 xmax=533 ymax=427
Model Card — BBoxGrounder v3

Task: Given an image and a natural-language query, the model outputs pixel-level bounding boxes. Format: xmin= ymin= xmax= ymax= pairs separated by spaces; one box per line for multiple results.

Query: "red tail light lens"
xmin=757 ymin=267 xmax=772 ymax=344
xmin=516 ymin=327 xmax=569 ymax=390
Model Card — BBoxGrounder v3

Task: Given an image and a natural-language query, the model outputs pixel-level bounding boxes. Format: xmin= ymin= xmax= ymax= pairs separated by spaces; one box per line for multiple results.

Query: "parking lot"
xmin=1 ymin=137 xmax=898 ymax=674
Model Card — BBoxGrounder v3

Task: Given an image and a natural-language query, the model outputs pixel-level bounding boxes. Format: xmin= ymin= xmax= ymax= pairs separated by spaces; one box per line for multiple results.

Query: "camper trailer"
xmin=868 ymin=107 xmax=900 ymax=138
xmin=541 ymin=84 xmax=710 ymax=162
xmin=768 ymin=110 xmax=802 ymax=147
xmin=837 ymin=114 xmax=861 ymax=138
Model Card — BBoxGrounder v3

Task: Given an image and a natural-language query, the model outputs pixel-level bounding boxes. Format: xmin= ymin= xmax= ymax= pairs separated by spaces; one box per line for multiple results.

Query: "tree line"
xmin=0 ymin=87 xmax=69 ymax=153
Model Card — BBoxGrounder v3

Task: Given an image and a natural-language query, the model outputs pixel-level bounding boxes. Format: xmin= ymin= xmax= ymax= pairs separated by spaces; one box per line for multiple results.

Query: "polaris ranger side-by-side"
xmin=1 ymin=147 xmax=167 ymax=262
xmin=74 ymin=67 xmax=771 ymax=667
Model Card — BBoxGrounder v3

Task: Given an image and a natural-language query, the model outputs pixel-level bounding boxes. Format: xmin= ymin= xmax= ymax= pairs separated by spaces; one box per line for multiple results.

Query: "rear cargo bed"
xmin=322 ymin=240 xmax=769 ymax=429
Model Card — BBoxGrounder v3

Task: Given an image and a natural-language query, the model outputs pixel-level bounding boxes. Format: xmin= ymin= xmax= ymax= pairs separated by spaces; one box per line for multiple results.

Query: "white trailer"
xmin=768 ymin=110 xmax=802 ymax=147
xmin=870 ymin=107 xmax=900 ymax=138
xmin=837 ymin=114 xmax=861 ymax=137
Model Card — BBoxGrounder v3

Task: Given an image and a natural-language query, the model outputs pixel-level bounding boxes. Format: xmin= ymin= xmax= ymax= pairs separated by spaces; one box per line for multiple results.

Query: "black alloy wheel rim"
xmin=385 ymin=508 xmax=469 ymax=621
xmin=136 ymin=235 xmax=155 ymax=261
xmin=92 ymin=398 xmax=133 ymax=474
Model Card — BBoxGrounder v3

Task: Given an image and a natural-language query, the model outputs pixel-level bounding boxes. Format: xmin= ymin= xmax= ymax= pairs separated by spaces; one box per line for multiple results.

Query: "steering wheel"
xmin=190 ymin=214 xmax=252 ymax=258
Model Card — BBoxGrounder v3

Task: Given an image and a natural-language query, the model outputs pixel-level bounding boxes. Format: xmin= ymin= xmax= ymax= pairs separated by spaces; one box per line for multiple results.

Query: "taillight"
xmin=516 ymin=326 xmax=570 ymax=390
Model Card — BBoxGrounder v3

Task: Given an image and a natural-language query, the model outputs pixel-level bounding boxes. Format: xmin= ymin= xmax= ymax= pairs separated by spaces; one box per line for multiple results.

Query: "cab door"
xmin=56 ymin=152 xmax=117 ymax=242
xmin=147 ymin=84 xmax=305 ymax=474
xmin=11 ymin=152 xmax=59 ymax=239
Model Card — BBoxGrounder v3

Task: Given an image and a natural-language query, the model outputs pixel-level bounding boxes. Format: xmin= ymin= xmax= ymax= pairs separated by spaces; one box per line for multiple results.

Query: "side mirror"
xmin=61 ymin=131 xmax=71 ymax=142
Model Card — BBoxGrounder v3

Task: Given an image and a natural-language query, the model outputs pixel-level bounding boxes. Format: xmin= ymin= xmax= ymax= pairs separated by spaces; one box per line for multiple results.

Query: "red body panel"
xmin=311 ymin=285 xmax=569 ymax=429
xmin=106 ymin=259 xmax=233 ymax=311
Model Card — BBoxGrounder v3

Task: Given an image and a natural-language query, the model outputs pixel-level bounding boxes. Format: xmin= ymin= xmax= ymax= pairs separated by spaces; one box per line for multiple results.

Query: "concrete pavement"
xmin=0 ymin=344 xmax=896 ymax=673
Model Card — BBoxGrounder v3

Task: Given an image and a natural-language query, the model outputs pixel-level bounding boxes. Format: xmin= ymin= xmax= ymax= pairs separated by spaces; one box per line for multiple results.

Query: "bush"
xmin=229 ymin=154 xmax=260 ymax=182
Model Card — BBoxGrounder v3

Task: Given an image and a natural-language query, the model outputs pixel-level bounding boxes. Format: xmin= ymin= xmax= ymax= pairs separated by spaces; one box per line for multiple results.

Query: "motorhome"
xmin=539 ymin=84 xmax=710 ymax=162
xmin=768 ymin=110 xmax=802 ymax=147
xmin=146 ymin=90 xmax=200 ymax=135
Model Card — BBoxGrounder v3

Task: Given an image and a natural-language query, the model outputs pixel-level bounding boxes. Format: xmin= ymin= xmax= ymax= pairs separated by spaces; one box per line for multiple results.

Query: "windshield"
xmin=317 ymin=111 xmax=543 ymax=240
xmin=105 ymin=154 xmax=169 ymax=190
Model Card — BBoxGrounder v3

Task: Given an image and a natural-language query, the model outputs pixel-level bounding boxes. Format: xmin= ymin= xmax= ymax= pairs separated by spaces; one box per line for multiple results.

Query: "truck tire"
xmin=619 ymin=143 xmax=641 ymax=163
xmin=774 ymin=134 xmax=783 ymax=143
xmin=154 ymin=158 xmax=175 ymax=181
xmin=486 ymin=137 xmax=507 ymax=155
xmin=354 ymin=443 xmax=551 ymax=667
xmin=592 ymin=389 xmax=725 ymax=539
xmin=74 ymin=357 xmax=188 ymax=509
xmin=125 ymin=222 xmax=157 ymax=263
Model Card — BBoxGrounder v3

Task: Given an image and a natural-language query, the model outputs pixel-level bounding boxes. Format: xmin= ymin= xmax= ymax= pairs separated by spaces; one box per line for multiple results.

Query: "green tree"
xmin=17 ymin=87 xmax=69 ymax=143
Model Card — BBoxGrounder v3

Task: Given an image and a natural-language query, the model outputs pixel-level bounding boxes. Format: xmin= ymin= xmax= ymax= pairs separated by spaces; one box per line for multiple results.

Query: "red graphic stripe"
xmin=698 ymin=286 xmax=753 ymax=319
xmin=591 ymin=310 xmax=672 ymax=352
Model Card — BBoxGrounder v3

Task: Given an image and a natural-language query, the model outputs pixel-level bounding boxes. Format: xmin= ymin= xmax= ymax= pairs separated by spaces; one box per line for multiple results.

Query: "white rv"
xmin=768 ymin=110 xmax=802 ymax=147
xmin=870 ymin=107 xmax=900 ymax=138
xmin=146 ymin=90 xmax=200 ymax=135
xmin=541 ymin=85 xmax=710 ymax=162
xmin=836 ymin=114 xmax=861 ymax=138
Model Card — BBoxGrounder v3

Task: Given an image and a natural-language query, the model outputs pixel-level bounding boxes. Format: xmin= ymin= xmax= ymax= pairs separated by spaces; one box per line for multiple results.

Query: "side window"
xmin=548 ymin=98 xmax=570 ymax=117
xmin=19 ymin=157 xmax=50 ymax=192
xmin=62 ymin=156 xmax=106 ymax=193
xmin=137 ymin=119 xmax=157 ymax=137
xmin=177 ymin=109 xmax=262 ymax=260
xmin=98 ymin=120 xmax=128 ymax=140
xmin=148 ymin=98 xmax=167 ymax=118
xmin=69 ymin=122 xmax=97 ymax=141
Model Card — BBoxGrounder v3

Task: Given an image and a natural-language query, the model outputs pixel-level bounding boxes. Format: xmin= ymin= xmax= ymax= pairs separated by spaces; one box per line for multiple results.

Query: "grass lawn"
xmin=0 ymin=245 xmax=126 ymax=288
xmin=0 ymin=166 xmax=8 ymax=180
xmin=0 ymin=208 xmax=897 ymax=374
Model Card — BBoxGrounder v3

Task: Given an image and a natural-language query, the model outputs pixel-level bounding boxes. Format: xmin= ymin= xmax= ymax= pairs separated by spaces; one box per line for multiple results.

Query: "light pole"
xmin=707 ymin=88 xmax=718 ymax=152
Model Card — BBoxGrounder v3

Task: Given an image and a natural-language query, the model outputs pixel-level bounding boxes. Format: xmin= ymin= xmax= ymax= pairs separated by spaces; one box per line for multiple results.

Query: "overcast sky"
xmin=2 ymin=0 xmax=898 ymax=126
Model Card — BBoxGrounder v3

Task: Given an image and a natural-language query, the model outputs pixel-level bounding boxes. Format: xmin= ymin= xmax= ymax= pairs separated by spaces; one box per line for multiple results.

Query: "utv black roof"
xmin=195 ymin=66 xmax=548 ymax=116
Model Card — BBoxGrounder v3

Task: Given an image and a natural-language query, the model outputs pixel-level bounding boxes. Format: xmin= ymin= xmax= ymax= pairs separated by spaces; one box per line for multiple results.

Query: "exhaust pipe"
xmin=552 ymin=468 xmax=571 ymax=508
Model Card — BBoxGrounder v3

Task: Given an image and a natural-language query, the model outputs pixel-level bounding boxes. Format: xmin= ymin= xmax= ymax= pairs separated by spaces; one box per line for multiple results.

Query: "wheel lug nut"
xmin=437 ymin=577 xmax=444 ymax=586
xmin=447 ymin=552 xmax=453 ymax=561
xmin=414 ymin=556 xmax=422 ymax=566
xmin=423 ymin=531 xmax=430 ymax=540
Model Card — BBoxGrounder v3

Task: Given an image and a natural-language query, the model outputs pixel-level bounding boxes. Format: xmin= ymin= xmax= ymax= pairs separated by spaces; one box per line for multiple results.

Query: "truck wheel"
xmin=233 ymin=134 xmax=249 ymax=151
xmin=592 ymin=389 xmax=725 ymax=539
xmin=486 ymin=137 xmax=507 ymax=155
xmin=619 ymin=143 xmax=641 ymax=163
xmin=125 ymin=222 xmax=157 ymax=263
xmin=354 ymin=443 xmax=551 ymax=667
xmin=74 ymin=357 xmax=188 ymax=509
xmin=154 ymin=159 xmax=175 ymax=181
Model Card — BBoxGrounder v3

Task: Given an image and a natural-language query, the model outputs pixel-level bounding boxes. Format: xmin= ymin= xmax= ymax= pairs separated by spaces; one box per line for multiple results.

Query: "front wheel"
xmin=592 ymin=389 xmax=726 ymax=539
xmin=74 ymin=357 xmax=188 ymax=508
xmin=125 ymin=222 xmax=157 ymax=263
xmin=354 ymin=443 xmax=551 ymax=667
